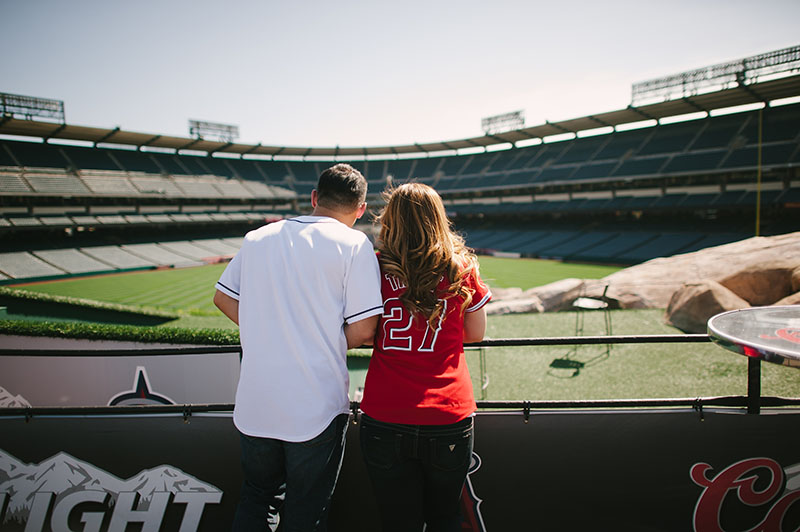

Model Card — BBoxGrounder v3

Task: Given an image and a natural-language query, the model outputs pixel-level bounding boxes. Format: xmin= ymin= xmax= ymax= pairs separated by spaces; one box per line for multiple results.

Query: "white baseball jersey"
xmin=216 ymin=215 xmax=383 ymax=441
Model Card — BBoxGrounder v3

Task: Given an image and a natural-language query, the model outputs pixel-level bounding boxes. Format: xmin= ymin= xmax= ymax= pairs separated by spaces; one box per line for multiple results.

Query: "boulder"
xmin=774 ymin=291 xmax=800 ymax=306
xmin=485 ymin=296 xmax=544 ymax=316
xmin=719 ymin=266 xmax=794 ymax=306
xmin=601 ymin=232 xmax=800 ymax=309
xmin=489 ymin=287 xmax=524 ymax=301
xmin=665 ymin=280 xmax=750 ymax=333
xmin=524 ymin=278 xmax=584 ymax=312
xmin=792 ymin=266 xmax=800 ymax=293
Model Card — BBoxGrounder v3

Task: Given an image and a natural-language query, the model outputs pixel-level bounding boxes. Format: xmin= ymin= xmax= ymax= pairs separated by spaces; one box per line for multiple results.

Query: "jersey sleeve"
xmin=215 ymin=248 xmax=242 ymax=300
xmin=465 ymin=267 xmax=492 ymax=313
xmin=343 ymin=241 xmax=383 ymax=324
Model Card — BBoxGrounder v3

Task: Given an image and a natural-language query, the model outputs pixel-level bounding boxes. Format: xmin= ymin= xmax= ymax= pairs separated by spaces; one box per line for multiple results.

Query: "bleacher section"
xmin=0 ymin=237 xmax=245 ymax=281
xmin=0 ymin=206 xmax=290 ymax=235
xmin=32 ymin=249 xmax=114 ymax=274
xmin=445 ymin=183 xmax=799 ymax=218
xmin=79 ymin=246 xmax=158 ymax=269
xmin=0 ymin=163 xmax=295 ymax=200
xmin=387 ymin=104 xmax=799 ymax=193
xmin=0 ymin=251 xmax=68 ymax=279
xmin=1 ymin=102 xmax=797 ymax=204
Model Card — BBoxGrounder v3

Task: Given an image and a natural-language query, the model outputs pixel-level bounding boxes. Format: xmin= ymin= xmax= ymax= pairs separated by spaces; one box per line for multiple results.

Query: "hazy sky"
xmin=1 ymin=0 xmax=798 ymax=149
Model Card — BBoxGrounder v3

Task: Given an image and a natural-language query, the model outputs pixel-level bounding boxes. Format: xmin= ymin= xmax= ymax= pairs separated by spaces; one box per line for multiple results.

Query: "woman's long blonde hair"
xmin=377 ymin=182 xmax=478 ymax=326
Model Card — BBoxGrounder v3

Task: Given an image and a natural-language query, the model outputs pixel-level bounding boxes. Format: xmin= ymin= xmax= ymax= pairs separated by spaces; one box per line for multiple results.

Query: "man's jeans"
xmin=232 ymin=414 xmax=349 ymax=532
xmin=359 ymin=413 xmax=474 ymax=532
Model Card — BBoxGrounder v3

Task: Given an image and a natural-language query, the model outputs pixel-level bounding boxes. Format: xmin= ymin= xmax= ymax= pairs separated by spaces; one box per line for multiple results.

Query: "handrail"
xmin=0 ymin=334 xmax=710 ymax=357
xmin=471 ymin=334 xmax=710 ymax=347
xmin=0 ymin=333 xmax=775 ymax=415
xmin=3 ymin=396 xmax=800 ymax=421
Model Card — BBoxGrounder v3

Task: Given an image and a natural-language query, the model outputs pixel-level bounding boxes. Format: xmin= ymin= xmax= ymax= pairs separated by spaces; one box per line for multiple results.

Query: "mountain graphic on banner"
xmin=0 ymin=386 xmax=30 ymax=408
xmin=0 ymin=449 xmax=221 ymax=524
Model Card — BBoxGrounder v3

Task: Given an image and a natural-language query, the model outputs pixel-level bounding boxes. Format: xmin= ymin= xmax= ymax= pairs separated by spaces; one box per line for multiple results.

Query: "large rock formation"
xmin=485 ymin=232 xmax=800 ymax=333
xmin=664 ymin=281 xmax=751 ymax=333
xmin=598 ymin=232 xmax=800 ymax=309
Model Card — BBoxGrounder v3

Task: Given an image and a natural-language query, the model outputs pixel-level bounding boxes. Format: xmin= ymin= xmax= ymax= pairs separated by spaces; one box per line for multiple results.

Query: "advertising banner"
xmin=2 ymin=408 xmax=799 ymax=531
xmin=0 ymin=350 xmax=370 ymax=408
xmin=0 ymin=354 xmax=241 ymax=407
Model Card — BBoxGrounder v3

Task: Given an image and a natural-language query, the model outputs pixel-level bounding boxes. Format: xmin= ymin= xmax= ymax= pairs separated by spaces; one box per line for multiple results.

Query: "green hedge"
xmin=0 ymin=320 xmax=374 ymax=356
xmin=0 ymin=319 xmax=240 ymax=345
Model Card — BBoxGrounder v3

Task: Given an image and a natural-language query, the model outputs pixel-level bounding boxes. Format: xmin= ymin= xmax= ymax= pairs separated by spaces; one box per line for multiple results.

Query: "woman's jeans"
xmin=232 ymin=414 xmax=349 ymax=532
xmin=359 ymin=413 xmax=474 ymax=532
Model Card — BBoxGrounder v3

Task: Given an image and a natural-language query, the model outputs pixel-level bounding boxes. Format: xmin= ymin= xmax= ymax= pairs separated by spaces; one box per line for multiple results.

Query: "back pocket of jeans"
xmin=360 ymin=429 xmax=399 ymax=470
xmin=430 ymin=433 xmax=471 ymax=472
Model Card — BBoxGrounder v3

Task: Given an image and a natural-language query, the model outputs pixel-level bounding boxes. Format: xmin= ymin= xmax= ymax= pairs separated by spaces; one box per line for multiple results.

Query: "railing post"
xmin=747 ymin=357 xmax=761 ymax=415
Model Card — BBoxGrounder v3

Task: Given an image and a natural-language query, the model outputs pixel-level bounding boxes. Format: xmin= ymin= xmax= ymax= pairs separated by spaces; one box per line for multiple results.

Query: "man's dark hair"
xmin=316 ymin=163 xmax=368 ymax=212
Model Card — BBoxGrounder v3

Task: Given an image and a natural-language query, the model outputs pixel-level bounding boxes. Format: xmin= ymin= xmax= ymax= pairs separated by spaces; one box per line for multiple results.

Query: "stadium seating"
xmin=111 ymin=149 xmax=162 ymax=174
xmin=129 ymin=174 xmax=184 ymax=196
xmin=81 ymin=170 xmax=141 ymax=195
xmin=573 ymin=232 xmax=658 ymax=263
xmin=80 ymin=246 xmax=158 ymax=269
xmin=32 ymin=249 xmax=113 ymax=274
xmin=0 ymin=100 xmax=796 ymax=281
xmin=191 ymin=238 xmax=241 ymax=256
xmin=60 ymin=144 xmax=119 ymax=170
xmin=0 ymin=237 xmax=247 ymax=281
xmin=614 ymin=233 xmax=706 ymax=263
xmin=118 ymin=243 xmax=204 ymax=267
xmin=156 ymin=241 xmax=225 ymax=261
xmin=691 ymin=114 xmax=742 ymax=149
xmin=409 ymin=157 xmax=441 ymax=180
xmin=2 ymin=102 xmax=797 ymax=199
xmin=386 ymin=159 xmax=414 ymax=182
xmin=0 ymin=251 xmax=67 ymax=278
xmin=24 ymin=171 xmax=90 ymax=195
xmin=542 ymin=231 xmax=620 ymax=259
xmin=0 ymin=169 xmax=32 ymax=193
xmin=0 ymin=144 xmax=296 ymax=201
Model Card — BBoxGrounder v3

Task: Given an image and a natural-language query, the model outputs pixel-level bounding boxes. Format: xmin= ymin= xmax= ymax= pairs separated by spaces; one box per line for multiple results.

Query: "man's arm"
xmin=213 ymin=290 xmax=239 ymax=325
xmin=344 ymin=315 xmax=379 ymax=349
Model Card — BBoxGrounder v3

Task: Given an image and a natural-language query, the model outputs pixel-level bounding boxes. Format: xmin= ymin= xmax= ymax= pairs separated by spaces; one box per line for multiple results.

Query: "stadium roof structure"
xmin=1 ymin=74 xmax=799 ymax=159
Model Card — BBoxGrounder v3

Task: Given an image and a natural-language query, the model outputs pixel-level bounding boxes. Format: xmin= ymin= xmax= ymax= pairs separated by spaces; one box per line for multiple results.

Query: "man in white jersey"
xmin=214 ymin=163 xmax=382 ymax=531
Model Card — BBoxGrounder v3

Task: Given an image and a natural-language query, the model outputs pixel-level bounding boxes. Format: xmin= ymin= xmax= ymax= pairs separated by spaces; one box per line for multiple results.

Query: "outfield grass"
xmin=16 ymin=264 xmax=228 ymax=315
xmin=477 ymin=256 xmax=621 ymax=290
xmin=10 ymin=257 xmax=800 ymax=401
xmin=15 ymin=256 xmax=619 ymax=315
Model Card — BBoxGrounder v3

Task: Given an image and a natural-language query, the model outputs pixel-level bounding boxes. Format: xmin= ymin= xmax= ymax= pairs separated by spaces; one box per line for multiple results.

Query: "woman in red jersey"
xmin=359 ymin=182 xmax=491 ymax=532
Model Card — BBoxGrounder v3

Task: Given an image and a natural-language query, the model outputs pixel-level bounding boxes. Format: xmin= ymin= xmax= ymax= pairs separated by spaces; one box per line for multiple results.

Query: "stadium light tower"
xmin=0 ymin=92 xmax=65 ymax=123
xmin=481 ymin=110 xmax=525 ymax=135
xmin=188 ymin=119 xmax=240 ymax=142
xmin=631 ymin=45 xmax=800 ymax=105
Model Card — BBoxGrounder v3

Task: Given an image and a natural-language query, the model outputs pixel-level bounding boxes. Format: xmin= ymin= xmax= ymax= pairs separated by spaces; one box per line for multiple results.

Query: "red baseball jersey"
xmin=360 ymin=262 xmax=491 ymax=425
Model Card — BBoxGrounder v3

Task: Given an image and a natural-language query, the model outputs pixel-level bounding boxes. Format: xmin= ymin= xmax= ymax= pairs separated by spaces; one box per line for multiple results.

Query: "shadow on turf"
xmin=548 ymin=347 xmax=611 ymax=378
xmin=0 ymin=300 xmax=175 ymax=326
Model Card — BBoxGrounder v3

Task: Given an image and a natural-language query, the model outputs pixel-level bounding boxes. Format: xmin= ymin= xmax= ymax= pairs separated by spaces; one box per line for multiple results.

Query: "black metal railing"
xmin=2 ymin=334 xmax=797 ymax=419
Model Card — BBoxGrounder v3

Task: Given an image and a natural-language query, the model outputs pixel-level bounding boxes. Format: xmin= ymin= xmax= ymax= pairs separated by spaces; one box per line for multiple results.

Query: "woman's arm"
xmin=463 ymin=306 xmax=487 ymax=344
